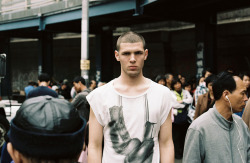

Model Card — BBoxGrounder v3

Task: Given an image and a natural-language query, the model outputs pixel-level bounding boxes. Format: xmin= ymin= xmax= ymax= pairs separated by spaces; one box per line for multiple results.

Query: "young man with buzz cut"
xmin=87 ymin=31 xmax=175 ymax=162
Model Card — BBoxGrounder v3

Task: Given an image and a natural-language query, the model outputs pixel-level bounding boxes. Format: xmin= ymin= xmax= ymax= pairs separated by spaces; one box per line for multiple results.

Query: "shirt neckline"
xmin=110 ymin=78 xmax=153 ymax=99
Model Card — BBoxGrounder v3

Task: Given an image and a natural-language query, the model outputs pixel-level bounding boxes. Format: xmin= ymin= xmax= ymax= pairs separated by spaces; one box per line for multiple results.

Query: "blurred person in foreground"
xmin=6 ymin=95 xmax=86 ymax=163
xmin=183 ymin=71 xmax=249 ymax=163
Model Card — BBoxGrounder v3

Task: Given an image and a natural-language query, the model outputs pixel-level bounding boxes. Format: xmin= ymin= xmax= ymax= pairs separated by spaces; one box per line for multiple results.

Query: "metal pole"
xmin=81 ymin=0 xmax=89 ymax=85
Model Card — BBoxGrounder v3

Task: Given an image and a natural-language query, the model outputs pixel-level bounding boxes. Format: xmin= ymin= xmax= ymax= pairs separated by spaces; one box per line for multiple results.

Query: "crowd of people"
xmin=1 ymin=31 xmax=250 ymax=163
xmin=154 ymin=69 xmax=250 ymax=159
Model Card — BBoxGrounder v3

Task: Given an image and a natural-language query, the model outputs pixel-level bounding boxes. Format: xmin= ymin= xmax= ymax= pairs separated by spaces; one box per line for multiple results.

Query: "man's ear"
xmin=7 ymin=143 xmax=23 ymax=163
xmin=144 ymin=49 xmax=148 ymax=60
xmin=115 ymin=50 xmax=120 ymax=61
xmin=222 ymin=90 xmax=230 ymax=101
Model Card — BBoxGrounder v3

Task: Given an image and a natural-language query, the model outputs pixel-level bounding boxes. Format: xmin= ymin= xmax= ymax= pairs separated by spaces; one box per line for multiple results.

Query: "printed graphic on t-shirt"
xmin=108 ymin=103 xmax=156 ymax=163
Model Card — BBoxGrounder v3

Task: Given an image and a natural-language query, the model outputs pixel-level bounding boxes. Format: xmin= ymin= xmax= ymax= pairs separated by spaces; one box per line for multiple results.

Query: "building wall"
xmin=9 ymin=21 xmax=250 ymax=92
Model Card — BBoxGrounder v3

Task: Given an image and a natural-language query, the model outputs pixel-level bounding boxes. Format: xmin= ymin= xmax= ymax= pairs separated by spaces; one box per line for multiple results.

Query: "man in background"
xmin=71 ymin=76 xmax=91 ymax=121
xmin=27 ymin=73 xmax=58 ymax=99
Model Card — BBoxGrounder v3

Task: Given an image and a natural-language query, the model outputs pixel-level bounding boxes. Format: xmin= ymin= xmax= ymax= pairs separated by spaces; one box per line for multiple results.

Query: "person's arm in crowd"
xmin=88 ymin=107 xmax=103 ymax=163
xmin=183 ymin=128 xmax=204 ymax=163
xmin=183 ymin=90 xmax=193 ymax=104
xmin=194 ymin=87 xmax=199 ymax=105
xmin=159 ymin=110 xmax=174 ymax=163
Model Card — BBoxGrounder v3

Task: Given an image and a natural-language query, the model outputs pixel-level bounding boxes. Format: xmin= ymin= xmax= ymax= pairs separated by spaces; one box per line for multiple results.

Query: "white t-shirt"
xmin=86 ymin=79 xmax=174 ymax=163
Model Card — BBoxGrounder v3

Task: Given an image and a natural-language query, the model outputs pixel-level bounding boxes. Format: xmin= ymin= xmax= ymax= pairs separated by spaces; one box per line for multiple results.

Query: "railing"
xmin=0 ymin=0 xmax=105 ymax=14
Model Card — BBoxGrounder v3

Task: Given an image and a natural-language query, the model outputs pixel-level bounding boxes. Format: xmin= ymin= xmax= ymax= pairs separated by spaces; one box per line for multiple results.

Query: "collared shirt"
xmin=194 ymin=83 xmax=208 ymax=105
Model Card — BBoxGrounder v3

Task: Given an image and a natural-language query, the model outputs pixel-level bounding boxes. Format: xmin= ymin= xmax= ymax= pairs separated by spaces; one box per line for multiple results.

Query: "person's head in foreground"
xmin=213 ymin=71 xmax=248 ymax=114
xmin=7 ymin=96 xmax=86 ymax=163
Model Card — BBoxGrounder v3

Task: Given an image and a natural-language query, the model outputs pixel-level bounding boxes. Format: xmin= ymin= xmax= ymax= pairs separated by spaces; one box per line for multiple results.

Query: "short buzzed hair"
xmin=116 ymin=31 xmax=146 ymax=51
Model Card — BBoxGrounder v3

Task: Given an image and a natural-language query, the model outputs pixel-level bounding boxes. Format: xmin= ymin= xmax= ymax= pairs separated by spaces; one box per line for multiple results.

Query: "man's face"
xmin=228 ymin=77 xmax=248 ymax=113
xmin=90 ymin=80 xmax=96 ymax=89
xmin=242 ymin=75 xmax=250 ymax=89
xmin=158 ymin=79 xmax=165 ymax=86
xmin=166 ymin=75 xmax=173 ymax=84
xmin=73 ymin=82 xmax=81 ymax=93
xmin=207 ymin=83 xmax=213 ymax=92
xmin=115 ymin=42 xmax=148 ymax=78
xmin=184 ymin=85 xmax=191 ymax=92
xmin=174 ymin=82 xmax=182 ymax=92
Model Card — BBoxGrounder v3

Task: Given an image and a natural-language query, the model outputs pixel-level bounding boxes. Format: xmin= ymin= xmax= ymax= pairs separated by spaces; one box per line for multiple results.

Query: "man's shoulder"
xmin=28 ymin=86 xmax=58 ymax=97
xmin=233 ymin=114 xmax=250 ymax=131
xmin=87 ymin=81 xmax=113 ymax=98
xmin=77 ymin=89 xmax=91 ymax=97
xmin=189 ymin=109 xmax=213 ymax=130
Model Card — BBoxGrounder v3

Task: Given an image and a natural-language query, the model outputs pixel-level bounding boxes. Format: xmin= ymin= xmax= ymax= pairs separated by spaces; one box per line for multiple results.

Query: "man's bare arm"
xmin=159 ymin=110 xmax=175 ymax=163
xmin=88 ymin=107 xmax=103 ymax=163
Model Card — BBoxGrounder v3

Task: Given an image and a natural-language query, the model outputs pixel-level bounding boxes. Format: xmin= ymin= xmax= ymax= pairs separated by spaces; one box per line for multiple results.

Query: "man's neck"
xmin=80 ymin=85 xmax=87 ymax=92
xmin=39 ymin=82 xmax=48 ymax=87
xmin=215 ymin=102 xmax=232 ymax=120
xmin=114 ymin=74 xmax=150 ymax=96
xmin=119 ymin=73 xmax=145 ymax=86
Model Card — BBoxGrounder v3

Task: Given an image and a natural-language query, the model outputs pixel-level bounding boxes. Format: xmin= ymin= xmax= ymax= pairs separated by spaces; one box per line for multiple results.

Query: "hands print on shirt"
xmin=108 ymin=106 xmax=155 ymax=163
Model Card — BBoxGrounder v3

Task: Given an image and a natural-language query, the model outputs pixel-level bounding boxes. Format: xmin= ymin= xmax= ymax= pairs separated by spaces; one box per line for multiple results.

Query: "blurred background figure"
xmin=89 ymin=80 xmax=97 ymax=91
xmin=194 ymin=68 xmax=213 ymax=105
xmin=171 ymin=78 xmax=193 ymax=159
xmin=52 ymin=85 xmax=64 ymax=99
xmin=235 ymin=71 xmax=250 ymax=117
xmin=165 ymin=73 xmax=173 ymax=90
xmin=71 ymin=76 xmax=90 ymax=121
xmin=183 ymin=82 xmax=192 ymax=95
xmin=24 ymin=81 xmax=34 ymax=98
xmin=180 ymin=76 xmax=185 ymax=85
xmin=239 ymin=72 xmax=250 ymax=98
xmin=97 ymin=82 xmax=106 ymax=87
xmin=155 ymin=75 xmax=166 ymax=86
xmin=27 ymin=73 xmax=58 ymax=99
xmin=59 ymin=79 xmax=71 ymax=100
xmin=194 ymin=75 xmax=217 ymax=119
